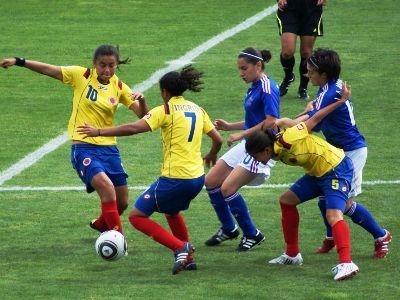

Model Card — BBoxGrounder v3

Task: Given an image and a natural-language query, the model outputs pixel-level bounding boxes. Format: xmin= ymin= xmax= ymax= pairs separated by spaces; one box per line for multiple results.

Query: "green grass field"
xmin=1 ymin=0 xmax=399 ymax=299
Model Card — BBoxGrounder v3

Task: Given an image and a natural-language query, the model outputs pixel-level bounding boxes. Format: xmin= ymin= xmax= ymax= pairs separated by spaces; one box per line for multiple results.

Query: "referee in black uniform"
xmin=276 ymin=0 xmax=326 ymax=100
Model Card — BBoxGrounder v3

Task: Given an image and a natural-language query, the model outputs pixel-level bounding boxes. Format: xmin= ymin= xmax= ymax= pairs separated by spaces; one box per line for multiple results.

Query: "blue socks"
xmin=345 ymin=201 xmax=386 ymax=239
xmin=207 ymin=187 xmax=258 ymax=237
xmin=318 ymin=198 xmax=386 ymax=239
xmin=207 ymin=187 xmax=235 ymax=232
xmin=225 ymin=192 xmax=257 ymax=237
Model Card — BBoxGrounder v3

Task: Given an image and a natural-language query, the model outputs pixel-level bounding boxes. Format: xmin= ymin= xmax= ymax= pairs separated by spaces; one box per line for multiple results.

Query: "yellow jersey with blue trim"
xmin=61 ymin=66 xmax=134 ymax=145
xmin=274 ymin=122 xmax=345 ymax=177
xmin=143 ymin=96 xmax=214 ymax=179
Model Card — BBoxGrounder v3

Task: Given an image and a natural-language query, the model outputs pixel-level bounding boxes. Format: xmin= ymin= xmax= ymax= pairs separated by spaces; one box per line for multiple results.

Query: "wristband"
xmin=15 ymin=57 xmax=26 ymax=67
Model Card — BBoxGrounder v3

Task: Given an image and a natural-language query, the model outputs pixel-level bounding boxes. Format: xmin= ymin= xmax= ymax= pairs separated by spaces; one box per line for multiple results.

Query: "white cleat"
xmin=331 ymin=262 xmax=359 ymax=281
xmin=268 ymin=253 xmax=303 ymax=265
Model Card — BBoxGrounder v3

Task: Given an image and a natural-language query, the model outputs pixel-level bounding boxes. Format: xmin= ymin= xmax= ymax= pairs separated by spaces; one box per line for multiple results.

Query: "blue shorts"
xmin=135 ymin=175 xmax=205 ymax=216
xmin=71 ymin=144 xmax=128 ymax=193
xmin=290 ymin=157 xmax=354 ymax=212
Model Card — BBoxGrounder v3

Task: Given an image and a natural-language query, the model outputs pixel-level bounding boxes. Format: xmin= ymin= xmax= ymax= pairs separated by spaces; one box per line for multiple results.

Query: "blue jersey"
xmin=308 ymin=79 xmax=367 ymax=151
xmin=244 ymin=75 xmax=280 ymax=130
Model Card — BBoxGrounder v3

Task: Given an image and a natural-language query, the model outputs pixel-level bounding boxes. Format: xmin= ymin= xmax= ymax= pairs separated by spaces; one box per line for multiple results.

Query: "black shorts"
xmin=276 ymin=0 xmax=323 ymax=36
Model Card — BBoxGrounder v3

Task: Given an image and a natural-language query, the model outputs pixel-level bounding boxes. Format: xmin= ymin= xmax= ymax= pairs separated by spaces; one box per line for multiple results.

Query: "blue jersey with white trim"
xmin=308 ymin=79 xmax=367 ymax=151
xmin=243 ymin=75 xmax=280 ymax=130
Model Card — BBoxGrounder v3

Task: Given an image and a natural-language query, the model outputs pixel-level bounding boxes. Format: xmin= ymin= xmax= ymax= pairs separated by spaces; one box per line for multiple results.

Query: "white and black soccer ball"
xmin=95 ymin=230 xmax=127 ymax=261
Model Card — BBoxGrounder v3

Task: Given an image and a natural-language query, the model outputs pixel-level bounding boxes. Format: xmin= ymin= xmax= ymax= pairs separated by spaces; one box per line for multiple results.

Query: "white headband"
xmin=240 ymin=51 xmax=263 ymax=61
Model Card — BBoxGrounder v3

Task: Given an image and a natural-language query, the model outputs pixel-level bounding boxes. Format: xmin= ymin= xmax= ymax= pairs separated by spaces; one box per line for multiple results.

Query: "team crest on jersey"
xmin=144 ymin=113 xmax=152 ymax=119
xmin=98 ymin=86 xmax=108 ymax=91
xmin=296 ymin=124 xmax=304 ymax=130
xmin=144 ymin=194 xmax=151 ymax=200
xmin=109 ymin=97 xmax=116 ymax=105
xmin=83 ymin=158 xmax=91 ymax=166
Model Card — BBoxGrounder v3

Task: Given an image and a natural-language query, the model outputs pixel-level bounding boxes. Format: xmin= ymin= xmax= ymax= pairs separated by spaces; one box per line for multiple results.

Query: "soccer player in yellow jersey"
xmin=0 ymin=45 xmax=149 ymax=235
xmin=78 ymin=65 xmax=223 ymax=275
xmin=246 ymin=81 xmax=360 ymax=281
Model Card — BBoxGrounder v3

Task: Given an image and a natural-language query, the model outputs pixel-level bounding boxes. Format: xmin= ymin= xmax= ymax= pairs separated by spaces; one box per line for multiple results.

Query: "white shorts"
xmin=220 ymin=139 xmax=276 ymax=186
xmin=345 ymin=147 xmax=367 ymax=197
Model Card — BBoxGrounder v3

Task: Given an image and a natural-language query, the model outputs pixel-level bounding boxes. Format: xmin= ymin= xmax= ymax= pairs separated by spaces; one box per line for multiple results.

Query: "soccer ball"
xmin=95 ymin=230 xmax=127 ymax=261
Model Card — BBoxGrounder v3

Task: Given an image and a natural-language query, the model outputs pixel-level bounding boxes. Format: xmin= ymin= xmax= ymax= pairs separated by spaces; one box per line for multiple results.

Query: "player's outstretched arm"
xmin=305 ymin=81 xmax=351 ymax=133
xmin=0 ymin=58 xmax=62 ymax=81
xmin=77 ymin=119 xmax=151 ymax=138
xmin=203 ymin=128 xmax=223 ymax=168
xmin=275 ymin=114 xmax=309 ymax=128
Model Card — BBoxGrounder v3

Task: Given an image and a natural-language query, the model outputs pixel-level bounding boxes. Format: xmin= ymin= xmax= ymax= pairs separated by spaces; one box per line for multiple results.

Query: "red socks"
xmin=332 ymin=220 xmax=352 ymax=263
xmin=280 ymin=202 xmax=300 ymax=257
xmin=102 ymin=201 xmax=123 ymax=233
xmin=129 ymin=215 xmax=184 ymax=252
xmin=165 ymin=213 xmax=189 ymax=242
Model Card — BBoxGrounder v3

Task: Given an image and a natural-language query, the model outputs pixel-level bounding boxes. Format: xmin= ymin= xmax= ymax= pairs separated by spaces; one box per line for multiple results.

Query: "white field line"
xmin=0 ymin=4 xmax=278 ymax=186
xmin=0 ymin=180 xmax=398 ymax=192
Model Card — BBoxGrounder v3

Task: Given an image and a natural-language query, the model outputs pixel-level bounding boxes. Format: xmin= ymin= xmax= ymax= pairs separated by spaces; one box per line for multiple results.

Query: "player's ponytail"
xmin=159 ymin=65 xmax=204 ymax=96
xmin=238 ymin=47 xmax=272 ymax=70
xmin=245 ymin=128 xmax=277 ymax=155
xmin=93 ymin=45 xmax=131 ymax=66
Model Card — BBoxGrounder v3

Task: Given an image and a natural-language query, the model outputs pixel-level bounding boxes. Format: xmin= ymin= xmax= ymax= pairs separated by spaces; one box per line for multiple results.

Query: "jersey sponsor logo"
xmin=98 ymin=86 xmax=108 ymax=91
xmin=296 ymin=123 xmax=304 ymax=130
xmin=144 ymin=113 xmax=152 ymax=119
xmin=83 ymin=157 xmax=91 ymax=166
xmin=109 ymin=97 xmax=116 ymax=105
xmin=342 ymin=186 xmax=347 ymax=192
xmin=144 ymin=194 xmax=151 ymax=200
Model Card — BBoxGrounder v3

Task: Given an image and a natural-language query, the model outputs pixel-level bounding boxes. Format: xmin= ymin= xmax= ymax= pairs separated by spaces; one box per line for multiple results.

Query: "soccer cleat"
xmin=298 ymin=88 xmax=309 ymax=100
xmin=268 ymin=253 xmax=303 ymax=265
xmin=184 ymin=261 xmax=197 ymax=271
xmin=315 ymin=238 xmax=335 ymax=254
xmin=172 ymin=242 xmax=195 ymax=275
xmin=236 ymin=229 xmax=265 ymax=251
xmin=205 ymin=225 xmax=240 ymax=246
xmin=89 ymin=219 xmax=106 ymax=233
xmin=331 ymin=262 xmax=359 ymax=281
xmin=374 ymin=230 xmax=392 ymax=259
xmin=279 ymin=73 xmax=295 ymax=96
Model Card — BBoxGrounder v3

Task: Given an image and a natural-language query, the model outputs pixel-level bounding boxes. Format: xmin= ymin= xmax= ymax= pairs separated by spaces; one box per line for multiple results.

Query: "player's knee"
xmin=279 ymin=191 xmax=299 ymax=206
xmin=281 ymin=51 xmax=295 ymax=60
xmin=325 ymin=210 xmax=343 ymax=227
xmin=117 ymin=201 xmax=128 ymax=215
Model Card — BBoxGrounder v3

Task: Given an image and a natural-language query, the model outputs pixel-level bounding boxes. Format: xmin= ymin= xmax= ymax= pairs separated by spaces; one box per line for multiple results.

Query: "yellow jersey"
xmin=274 ymin=122 xmax=345 ymax=177
xmin=61 ymin=66 xmax=134 ymax=145
xmin=143 ymin=96 xmax=214 ymax=179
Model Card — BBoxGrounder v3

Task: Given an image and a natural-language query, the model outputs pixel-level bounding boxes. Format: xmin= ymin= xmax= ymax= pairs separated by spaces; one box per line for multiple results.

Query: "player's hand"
xmin=0 ymin=58 xmax=16 ymax=69
xmin=77 ymin=124 xmax=99 ymax=138
xmin=203 ymin=152 xmax=218 ymax=168
xmin=130 ymin=91 xmax=145 ymax=101
xmin=278 ymin=0 xmax=287 ymax=10
xmin=227 ymin=132 xmax=243 ymax=147
xmin=214 ymin=119 xmax=230 ymax=131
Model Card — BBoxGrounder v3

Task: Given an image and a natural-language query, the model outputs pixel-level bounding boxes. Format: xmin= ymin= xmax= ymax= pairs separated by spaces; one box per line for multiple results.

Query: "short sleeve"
xmin=61 ymin=66 xmax=87 ymax=87
xmin=201 ymin=108 xmax=214 ymax=134
xmin=142 ymin=105 xmax=165 ymax=131
xmin=282 ymin=122 xmax=309 ymax=144
xmin=262 ymin=92 xmax=280 ymax=118
xmin=118 ymin=81 xmax=134 ymax=108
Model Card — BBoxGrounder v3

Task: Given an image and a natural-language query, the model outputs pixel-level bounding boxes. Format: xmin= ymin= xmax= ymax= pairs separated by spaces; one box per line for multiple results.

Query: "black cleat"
xmin=298 ymin=88 xmax=309 ymax=100
xmin=89 ymin=219 xmax=106 ymax=233
xmin=205 ymin=226 xmax=240 ymax=246
xmin=172 ymin=242 xmax=195 ymax=275
xmin=279 ymin=73 xmax=295 ymax=96
xmin=237 ymin=229 xmax=265 ymax=252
